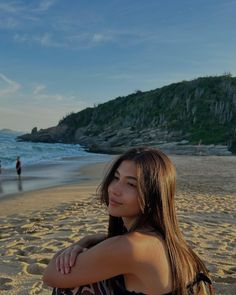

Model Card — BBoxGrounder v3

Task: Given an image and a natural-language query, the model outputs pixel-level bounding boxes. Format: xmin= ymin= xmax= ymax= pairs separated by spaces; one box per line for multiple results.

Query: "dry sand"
xmin=0 ymin=155 xmax=235 ymax=295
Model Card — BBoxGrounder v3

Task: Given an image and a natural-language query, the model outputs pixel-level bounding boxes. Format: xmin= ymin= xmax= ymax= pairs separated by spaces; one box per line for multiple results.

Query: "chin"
xmin=108 ymin=206 xmax=122 ymax=217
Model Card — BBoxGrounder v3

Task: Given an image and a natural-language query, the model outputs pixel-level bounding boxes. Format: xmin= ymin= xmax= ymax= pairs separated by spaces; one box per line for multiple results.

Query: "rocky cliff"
xmin=18 ymin=75 xmax=236 ymax=155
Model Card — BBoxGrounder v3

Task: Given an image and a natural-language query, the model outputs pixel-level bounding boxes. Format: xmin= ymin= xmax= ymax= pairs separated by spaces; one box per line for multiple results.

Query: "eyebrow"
xmin=115 ymin=170 xmax=137 ymax=181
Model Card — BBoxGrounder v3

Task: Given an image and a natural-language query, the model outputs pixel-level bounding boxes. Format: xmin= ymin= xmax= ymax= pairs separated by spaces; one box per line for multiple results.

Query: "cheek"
xmin=108 ymin=183 xmax=113 ymax=195
xmin=135 ymin=197 xmax=142 ymax=210
xmin=129 ymin=193 xmax=142 ymax=210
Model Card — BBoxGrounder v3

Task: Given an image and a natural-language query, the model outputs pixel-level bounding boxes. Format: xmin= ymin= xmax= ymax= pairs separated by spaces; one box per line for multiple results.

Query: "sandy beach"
xmin=0 ymin=155 xmax=235 ymax=295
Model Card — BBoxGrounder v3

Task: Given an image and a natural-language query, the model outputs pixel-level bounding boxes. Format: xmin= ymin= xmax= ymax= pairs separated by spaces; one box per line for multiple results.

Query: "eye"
xmin=127 ymin=182 xmax=137 ymax=188
xmin=113 ymin=175 xmax=119 ymax=180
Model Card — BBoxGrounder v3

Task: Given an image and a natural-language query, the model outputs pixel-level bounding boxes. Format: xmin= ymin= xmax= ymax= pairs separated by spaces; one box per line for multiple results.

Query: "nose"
xmin=109 ymin=180 xmax=122 ymax=196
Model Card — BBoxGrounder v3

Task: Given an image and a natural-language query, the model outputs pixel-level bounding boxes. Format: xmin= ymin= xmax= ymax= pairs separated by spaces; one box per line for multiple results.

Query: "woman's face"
xmin=108 ymin=160 xmax=142 ymax=230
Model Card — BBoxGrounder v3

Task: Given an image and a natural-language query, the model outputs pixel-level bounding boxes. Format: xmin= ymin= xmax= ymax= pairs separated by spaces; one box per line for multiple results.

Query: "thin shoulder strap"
xmin=193 ymin=272 xmax=214 ymax=295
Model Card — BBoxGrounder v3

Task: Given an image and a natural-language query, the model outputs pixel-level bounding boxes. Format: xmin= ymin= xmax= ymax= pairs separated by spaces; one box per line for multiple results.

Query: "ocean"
xmin=0 ymin=131 xmax=112 ymax=197
xmin=0 ymin=131 xmax=110 ymax=169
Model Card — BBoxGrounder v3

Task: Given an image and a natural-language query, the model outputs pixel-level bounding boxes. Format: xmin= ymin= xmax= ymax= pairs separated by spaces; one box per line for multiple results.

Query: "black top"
xmin=113 ymin=272 xmax=212 ymax=295
xmin=52 ymin=272 xmax=212 ymax=295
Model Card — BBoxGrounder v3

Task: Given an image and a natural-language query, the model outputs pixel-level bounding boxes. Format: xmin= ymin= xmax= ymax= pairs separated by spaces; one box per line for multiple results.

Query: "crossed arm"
xmin=43 ymin=234 xmax=136 ymax=289
xmin=54 ymin=233 xmax=107 ymax=275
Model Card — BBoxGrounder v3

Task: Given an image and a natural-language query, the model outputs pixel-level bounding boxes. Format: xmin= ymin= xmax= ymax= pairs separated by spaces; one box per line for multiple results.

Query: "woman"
xmin=43 ymin=147 xmax=214 ymax=295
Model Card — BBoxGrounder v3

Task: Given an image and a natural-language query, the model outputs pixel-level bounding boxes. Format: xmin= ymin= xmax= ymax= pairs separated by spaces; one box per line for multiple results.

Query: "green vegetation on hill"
xmin=58 ymin=75 xmax=236 ymax=152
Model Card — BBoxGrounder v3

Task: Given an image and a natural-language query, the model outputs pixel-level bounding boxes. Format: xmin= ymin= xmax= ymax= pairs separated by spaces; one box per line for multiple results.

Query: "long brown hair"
xmin=99 ymin=147 xmax=213 ymax=295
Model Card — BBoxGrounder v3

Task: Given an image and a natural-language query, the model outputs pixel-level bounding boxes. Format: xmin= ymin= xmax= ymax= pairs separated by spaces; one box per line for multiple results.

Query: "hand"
xmin=55 ymin=244 xmax=87 ymax=275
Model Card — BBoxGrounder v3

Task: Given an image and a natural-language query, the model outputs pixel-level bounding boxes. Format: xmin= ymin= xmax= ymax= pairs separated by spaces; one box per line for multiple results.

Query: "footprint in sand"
xmin=0 ymin=277 xmax=13 ymax=290
xmin=27 ymin=262 xmax=46 ymax=275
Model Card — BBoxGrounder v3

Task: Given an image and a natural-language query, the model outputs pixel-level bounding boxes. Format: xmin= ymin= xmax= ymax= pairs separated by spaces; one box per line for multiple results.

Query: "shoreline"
xmin=1 ymin=153 xmax=235 ymax=201
xmin=0 ymin=160 xmax=112 ymax=217
xmin=0 ymin=155 xmax=113 ymax=200
xmin=0 ymin=155 xmax=235 ymax=294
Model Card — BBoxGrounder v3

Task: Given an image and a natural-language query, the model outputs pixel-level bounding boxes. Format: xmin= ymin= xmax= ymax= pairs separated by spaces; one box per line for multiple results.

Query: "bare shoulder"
xmin=96 ymin=233 xmax=136 ymax=251
xmin=110 ymin=231 xmax=169 ymax=269
xmin=87 ymin=231 xmax=166 ymax=264
xmin=94 ymin=233 xmax=144 ymax=260
xmin=104 ymin=231 xmax=162 ymax=248
xmin=125 ymin=231 xmax=167 ymax=253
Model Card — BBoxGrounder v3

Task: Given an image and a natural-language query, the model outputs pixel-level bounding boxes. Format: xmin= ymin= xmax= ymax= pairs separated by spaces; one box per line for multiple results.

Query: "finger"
xmin=69 ymin=247 xmax=80 ymax=267
xmin=55 ymin=255 xmax=60 ymax=272
xmin=55 ymin=248 xmax=67 ymax=272
xmin=59 ymin=253 xmax=65 ymax=275
xmin=69 ymin=250 xmax=76 ymax=267
xmin=64 ymin=252 xmax=71 ymax=274
xmin=69 ymin=246 xmax=83 ymax=267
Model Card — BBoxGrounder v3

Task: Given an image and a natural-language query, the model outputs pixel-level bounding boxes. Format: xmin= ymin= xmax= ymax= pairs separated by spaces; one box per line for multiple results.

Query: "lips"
xmin=109 ymin=197 xmax=122 ymax=206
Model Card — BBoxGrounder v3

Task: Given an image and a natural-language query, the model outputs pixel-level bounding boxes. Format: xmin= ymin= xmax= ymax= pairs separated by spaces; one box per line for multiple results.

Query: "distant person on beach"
xmin=43 ymin=147 xmax=214 ymax=295
xmin=16 ymin=156 xmax=21 ymax=179
xmin=0 ymin=160 xmax=1 ymax=174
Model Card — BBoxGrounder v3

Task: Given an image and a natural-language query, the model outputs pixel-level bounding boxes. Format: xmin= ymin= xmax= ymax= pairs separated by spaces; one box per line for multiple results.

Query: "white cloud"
xmin=0 ymin=0 xmax=57 ymax=14
xmin=33 ymin=84 xmax=46 ymax=95
xmin=31 ymin=83 xmax=76 ymax=103
xmin=31 ymin=83 xmax=63 ymax=102
xmin=34 ymin=33 xmax=64 ymax=48
xmin=0 ymin=2 xmax=24 ymax=29
xmin=13 ymin=32 xmax=65 ymax=48
xmin=65 ymin=31 xmax=117 ymax=49
xmin=0 ymin=73 xmax=21 ymax=97
xmin=92 ymin=33 xmax=113 ymax=43
xmin=88 ymin=29 xmax=159 ymax=47
xmin=0 ymin=0 xmax=58 ymax=31
xmin=36 ymin=33 xmax=53 ymax=47
xmin=37 ymin=0 xmax=58 ymax=12
xmin=33 ymin=93 xmax=64 ymax=102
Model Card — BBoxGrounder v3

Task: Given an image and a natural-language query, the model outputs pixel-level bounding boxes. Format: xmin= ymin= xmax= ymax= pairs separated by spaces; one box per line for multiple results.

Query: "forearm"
xmin=44 ymin=233 xmax=108 ymax=280
xmin=43 ymin=235 xmax=108 ymax=287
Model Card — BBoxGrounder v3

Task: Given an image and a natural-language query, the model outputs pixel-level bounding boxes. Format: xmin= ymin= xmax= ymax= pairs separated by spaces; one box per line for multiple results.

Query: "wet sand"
xmin=0 ymin=155 xmax=235 ymax=294
xmin=0 ymin=155 xmax=112 ymax=199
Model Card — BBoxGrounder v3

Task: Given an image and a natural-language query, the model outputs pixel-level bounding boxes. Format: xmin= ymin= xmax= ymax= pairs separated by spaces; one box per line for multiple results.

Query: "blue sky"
xmin=0 ymin=0 xmax=236 ymax=132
